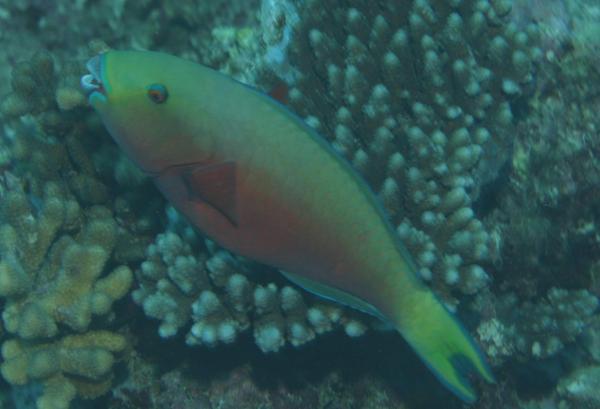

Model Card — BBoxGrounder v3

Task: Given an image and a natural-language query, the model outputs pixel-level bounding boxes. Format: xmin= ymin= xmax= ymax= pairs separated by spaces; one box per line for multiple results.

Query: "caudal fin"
xmin=395 ymin=289 xmax=495 ymax=402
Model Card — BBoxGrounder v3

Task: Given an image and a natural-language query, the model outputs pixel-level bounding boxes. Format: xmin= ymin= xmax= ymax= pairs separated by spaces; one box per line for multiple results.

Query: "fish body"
xmin=82 ymin=50 xmax=494 ymax=401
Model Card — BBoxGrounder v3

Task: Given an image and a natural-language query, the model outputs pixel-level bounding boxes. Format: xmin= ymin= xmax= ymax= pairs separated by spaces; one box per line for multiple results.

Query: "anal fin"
xmin=280 ymin=270 xmax=387 ymax=322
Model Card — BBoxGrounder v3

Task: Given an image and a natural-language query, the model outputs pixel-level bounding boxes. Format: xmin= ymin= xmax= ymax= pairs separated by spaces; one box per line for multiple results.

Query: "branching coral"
xmin=2 ymin=331 xmax=127 ymax=409
xmin=0 ymin=179 xmax=132 ymax=409
xmin=557 ymin=364 xmax=600 ymax=408
xmin=0 ymin=0 xmax=263 ymax=96
xmin=476 ymin=288 xmax=599 ymax=364
xmin=0 ymin=184 xmax=132 ymax=340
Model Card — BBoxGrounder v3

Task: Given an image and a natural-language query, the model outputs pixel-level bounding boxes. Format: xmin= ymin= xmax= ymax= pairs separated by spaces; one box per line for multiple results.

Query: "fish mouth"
xmin=80 ymin=54 xmax=105 ymax=97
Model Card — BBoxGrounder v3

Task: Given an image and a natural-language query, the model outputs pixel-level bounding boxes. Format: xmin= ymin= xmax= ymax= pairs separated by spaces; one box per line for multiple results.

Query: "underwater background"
xmin=0 ymin=0 xmax=599 ymax=408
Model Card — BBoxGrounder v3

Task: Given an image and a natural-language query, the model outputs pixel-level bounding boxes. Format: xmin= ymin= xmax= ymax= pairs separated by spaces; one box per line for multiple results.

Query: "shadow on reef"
xmin=97 ymin=304 xmax=478 ymax=409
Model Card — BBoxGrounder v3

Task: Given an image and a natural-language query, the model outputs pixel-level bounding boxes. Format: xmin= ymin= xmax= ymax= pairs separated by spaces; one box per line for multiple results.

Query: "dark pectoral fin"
xmin=181 ymin=161 xmax=238 ymax=227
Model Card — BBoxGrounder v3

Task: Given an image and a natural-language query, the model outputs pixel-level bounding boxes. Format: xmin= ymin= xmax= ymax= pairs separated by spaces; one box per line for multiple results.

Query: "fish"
xmin=81 ymin=50 xmax=494 ymax=402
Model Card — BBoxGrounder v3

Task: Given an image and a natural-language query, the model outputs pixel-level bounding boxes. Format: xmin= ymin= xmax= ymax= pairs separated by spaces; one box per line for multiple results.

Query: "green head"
xmin=81 ymin=50 xmax=216 ymax=174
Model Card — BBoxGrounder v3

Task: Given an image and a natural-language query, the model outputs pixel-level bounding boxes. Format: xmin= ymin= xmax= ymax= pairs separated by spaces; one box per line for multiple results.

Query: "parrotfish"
xmin=81 ymin=50 xmax=494 ymax=402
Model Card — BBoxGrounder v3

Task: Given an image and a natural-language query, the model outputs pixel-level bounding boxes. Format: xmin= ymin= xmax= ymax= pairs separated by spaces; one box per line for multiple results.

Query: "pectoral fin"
xmin=180 ymin=161 xmax=238 ymax=226
xmin=156 ymin=161 xmax=238 ymax=227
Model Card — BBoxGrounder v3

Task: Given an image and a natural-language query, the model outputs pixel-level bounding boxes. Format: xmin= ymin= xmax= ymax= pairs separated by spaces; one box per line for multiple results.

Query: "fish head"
xmin=81 ymin=50 xmax=215 ymax=175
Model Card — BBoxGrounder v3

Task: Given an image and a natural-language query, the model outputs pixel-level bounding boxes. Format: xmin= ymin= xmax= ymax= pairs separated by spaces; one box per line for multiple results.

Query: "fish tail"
xmin=393 ymin=288 xmax=495 ymax=403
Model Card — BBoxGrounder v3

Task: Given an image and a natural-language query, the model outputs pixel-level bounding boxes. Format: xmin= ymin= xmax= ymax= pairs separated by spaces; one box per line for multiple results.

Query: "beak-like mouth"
xmin=81 ymin=54 xmax=105 ymax=97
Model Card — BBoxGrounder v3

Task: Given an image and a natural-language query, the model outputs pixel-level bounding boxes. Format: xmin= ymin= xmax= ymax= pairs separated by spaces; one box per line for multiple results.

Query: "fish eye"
xmin=147 ymin=84 xmax=168 ymax=104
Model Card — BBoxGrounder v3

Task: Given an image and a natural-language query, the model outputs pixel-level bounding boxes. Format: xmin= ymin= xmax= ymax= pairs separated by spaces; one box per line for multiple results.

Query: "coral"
xmin=484 ymin=4 xmax=600 ymax=300
xmin=0 ymin=51 xmax=128 ymax=206
xmin=0 ymin=179 xmax=133 ymax=409
xmin=581 ymin=316 xmax=600 ymax=364
xmin=476 ymin=288 xmax=599 ymax=364
xmin=107 ymin=343 xmax=415 ymax=409
xmin=472 ymin=0 xmax=600 ymax=381
xmin=0 ymin=185 xmax=132 ymax=340
xmin=259 ymin=0 xmax=541 ymax=308
xmin=511 ymin=0 xmax=572 ymax=58
xmin=132 ymin=214 xmax=370 ymax=353
xmin=259 ymin=0 xmax=301 ymax=83
xmin=2 ymin=331 xmax=127 ymax=409
xmin=557 ymin=365 xmax=600 ymax=408
xmin=0 ymin=50 xmax=84 ymax=126
xmin=0 ymin=0 xmax=263 ymax=95
xmin=512 ymin=0 xmax=600 ymax=68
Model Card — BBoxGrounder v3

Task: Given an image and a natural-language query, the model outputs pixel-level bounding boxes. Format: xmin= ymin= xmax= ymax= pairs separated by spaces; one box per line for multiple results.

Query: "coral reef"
xmin=512 ymin=0 xmax=600 ymax=67
xmin=0 ymin=0 xmax=263 ymax=97
xmin=476 ymin=288 xmax=598 ymax=365
xmin=557 ymin=365 xmax=600 ymax=408
xmin=0 ymin=171 xmax=131 ymax=409
xmin=471 ymin=1 xmax=600 ymax=383
xmin=0 ymin=184 xmax=132 ymax=340
xmin=486 ymin=26 xmax=600 ymax=295
xmin=107 ymin=331 xmax=432 ymax=409
xmin=2 ymin=331 xmax=127 ymax=409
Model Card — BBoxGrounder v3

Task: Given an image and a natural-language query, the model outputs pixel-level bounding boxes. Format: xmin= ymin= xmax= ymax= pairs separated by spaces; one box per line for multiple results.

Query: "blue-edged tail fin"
xmin=394 ymin=288 xmax=495 ymax=402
